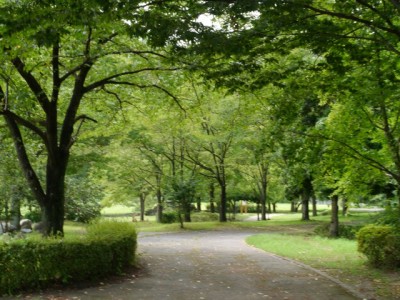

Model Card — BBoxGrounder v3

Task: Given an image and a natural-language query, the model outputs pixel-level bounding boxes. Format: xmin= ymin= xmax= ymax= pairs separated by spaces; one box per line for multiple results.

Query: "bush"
xmin=0 ymin=221 xmax=137 ymax=295
xmin=314 ymin=223 xmax=362 ymax=240
xmin=191 ymin=212 xmax=219 ymax=222
xmin=65 ymin=197 xmax=101 ymax=223
xmin=356 ymin=224 xmax=400 ymax=268
xmin=23 ymin=209 xmax=42 ymax=223
xmin=161 ymin=212 xmax=178 ymax=223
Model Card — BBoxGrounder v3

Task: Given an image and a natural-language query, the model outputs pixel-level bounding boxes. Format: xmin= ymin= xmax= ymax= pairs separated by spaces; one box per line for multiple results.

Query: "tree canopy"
xmin=1 ymin=0 xmax=400 ymax=235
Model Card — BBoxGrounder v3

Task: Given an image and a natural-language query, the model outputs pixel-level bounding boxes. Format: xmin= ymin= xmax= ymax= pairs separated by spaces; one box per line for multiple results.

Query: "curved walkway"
xmin=21 ymin=230 xmax=367 ymax=300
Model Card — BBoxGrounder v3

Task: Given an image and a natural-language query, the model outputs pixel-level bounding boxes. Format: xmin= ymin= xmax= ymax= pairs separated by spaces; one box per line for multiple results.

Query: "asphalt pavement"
xmin=15 ymin=230 xmax=370 ymax=300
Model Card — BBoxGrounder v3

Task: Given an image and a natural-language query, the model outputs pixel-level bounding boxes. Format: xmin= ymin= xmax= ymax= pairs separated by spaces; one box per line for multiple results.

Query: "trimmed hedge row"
xmin=0 ymin=221 xmax=137 ymax=295
xmin=357 ymin=224 xmax=400 ymax=268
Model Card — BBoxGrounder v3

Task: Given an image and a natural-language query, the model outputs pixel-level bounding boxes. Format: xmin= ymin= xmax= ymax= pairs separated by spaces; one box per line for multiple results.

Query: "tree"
xmin=184 ymin=87 xmax=243 ymax=222
xmin=0 ymin=1 xmax=195 ymax=235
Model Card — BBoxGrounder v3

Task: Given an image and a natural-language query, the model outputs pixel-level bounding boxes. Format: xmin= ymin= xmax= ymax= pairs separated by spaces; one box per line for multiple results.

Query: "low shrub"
xmin=356 ymin=224 xmax=400 ymax=268
xmin=161 ymin=212 xmax=178 ymax=224
xmin=23 ymin=209 xmax=42 ymax=223
xmin=0 ymin=221 xmax=137 ymax=295
xmin=191 ymin=212 xmax=219 ymax=222
xmin=314 ymin=223 xmax=362 ymax=240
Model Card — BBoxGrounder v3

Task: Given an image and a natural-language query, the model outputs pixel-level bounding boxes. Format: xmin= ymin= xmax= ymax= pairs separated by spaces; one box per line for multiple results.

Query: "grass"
xmin=246 ymin=231 xmax=399 ymax=299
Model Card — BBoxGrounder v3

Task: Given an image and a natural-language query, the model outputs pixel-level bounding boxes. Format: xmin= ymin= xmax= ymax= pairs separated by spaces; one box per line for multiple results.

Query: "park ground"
xmin=6 ymin=204 xmax=400 ymax=299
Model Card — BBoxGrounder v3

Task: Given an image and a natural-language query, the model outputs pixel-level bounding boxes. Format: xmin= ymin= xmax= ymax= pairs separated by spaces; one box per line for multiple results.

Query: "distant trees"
xmin=1 ymin=0 xmax=400 ymax=236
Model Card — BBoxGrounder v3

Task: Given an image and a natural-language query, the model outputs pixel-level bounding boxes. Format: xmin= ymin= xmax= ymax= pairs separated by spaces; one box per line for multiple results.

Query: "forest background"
xmin=0 ymin=1 xmax=399 ymax=237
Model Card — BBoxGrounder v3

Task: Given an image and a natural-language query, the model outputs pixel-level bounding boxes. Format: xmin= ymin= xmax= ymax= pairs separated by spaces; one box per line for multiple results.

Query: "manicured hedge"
xmin=0 ymin=221 xmax=137 ymax=295
xmin=357 ymin=224 xmax=400 ymax=268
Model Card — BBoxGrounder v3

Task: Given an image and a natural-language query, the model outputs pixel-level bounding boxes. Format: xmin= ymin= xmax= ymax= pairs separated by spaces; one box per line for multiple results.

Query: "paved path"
xmin=22 ymin=230 xmax=366 ymax=300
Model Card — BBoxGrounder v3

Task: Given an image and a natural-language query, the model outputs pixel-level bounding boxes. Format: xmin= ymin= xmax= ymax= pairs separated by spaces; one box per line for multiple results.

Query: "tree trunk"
xmin=196 ymin=197 xmax=201 ymax=211
xmin=342 ymin=198 xmax=348 ymax=216
xmin=139 ymin=192 xmax=146 ymax=222
xmin=156 ymin=172 xmax=163 ymax=223
xmin=312 ymin=193 xmax=317 ymax=217
xmin=301 ymin=176 xmax=312 ymax=221
xmin=330 ymin=195 xmax=339 ymax=237
xmin=209 ymin=182 xmax=215 ymax=213
xmin=184 ymin=203 xmax=191 ymax=222
xmin=260 ymin=179 xmax=267 ymax=221
xmin=259 ymin=164 xmax=268 ymax=220
xmin=291 ymin=201 xmax=296 ymax=212
xmin=10 ymin=186 xmax=21 ymax=230
xmin=301 ymin=193 xmax=310 ymax=221
xmin=43 ymin=160 xmax=66 ymax=235
xmin=156 ymin=191 xmax=163 ymax=223
xmin=219 ymin=182 xmax=227 ymax=222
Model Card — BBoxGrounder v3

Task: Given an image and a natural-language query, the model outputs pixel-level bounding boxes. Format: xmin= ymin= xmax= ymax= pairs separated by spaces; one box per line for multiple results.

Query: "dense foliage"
xmin=0 ymin=0 xmax=399 ymax=237
xmin=357 ymin=224 xmax=400 ymax=268
xmin=0 ymin=221 xmax=137 ymax=295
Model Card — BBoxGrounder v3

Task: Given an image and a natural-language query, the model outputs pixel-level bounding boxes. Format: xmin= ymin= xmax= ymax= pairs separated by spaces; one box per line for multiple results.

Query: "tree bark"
xmin=258 ymin=163 xmax=268 ymax=220
xmin=196 ymin=197 xmax=201 ymax=211
xmin=342 ymin=198 xmax=348 ymax=216
xmin=291 ymin=201 xmax=296 ymax=212
xmin=209 ymin=182 xmax=215 ymax=213
xmin=139 ymin=192 xmax=146 ymax=222
xmin=184 ymin=201 xmax=191 ymax=222
xmin=330 ymin=195 xmax=339 ymax=237
xmin=301 ymin=176 xmax=313 ymax=221
xmin=301 ymin=193 xmax=310 ymax=221
xmin=43 ymin=157 xmax=67 ymax=235
xmin=219 ymin=182 xmax=227 ymax=222
xmin=312 ymin=193 xmax=317 ymax=217
xmin=10 ymin=186 xmax=21 ymax=230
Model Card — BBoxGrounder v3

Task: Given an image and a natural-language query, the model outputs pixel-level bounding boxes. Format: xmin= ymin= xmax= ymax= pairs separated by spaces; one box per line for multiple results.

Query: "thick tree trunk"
xmin=43 ymin=160 xmax=66 ymax=236
xmin=301 ymin=194 xmax=310 ymax=221
xmin=330 ymin=195 xmax=339 ymax=237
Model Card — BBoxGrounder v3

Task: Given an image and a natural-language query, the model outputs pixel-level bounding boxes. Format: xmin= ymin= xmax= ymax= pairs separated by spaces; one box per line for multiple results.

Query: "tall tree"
xmin=0 ymin=1 xmax=203 ymax=235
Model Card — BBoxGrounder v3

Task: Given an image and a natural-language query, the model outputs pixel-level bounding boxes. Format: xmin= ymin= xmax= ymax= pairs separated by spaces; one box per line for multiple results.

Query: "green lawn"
xmin=246 ymin=233 xmax=398 ymax=299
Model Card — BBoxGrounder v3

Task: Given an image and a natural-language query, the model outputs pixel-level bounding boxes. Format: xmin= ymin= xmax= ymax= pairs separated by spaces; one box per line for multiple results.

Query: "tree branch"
xmin=3 ymin=113 xmax=46 ymax=206
xmin=0 ymin=110 xmax=46 ymax=141
xmin=83 ymin=67 xmax=179 ymax=93
xmin=96 ymin=80 xmax=186 ymax=112
xmin=11 ymin=57 xmax=50 ymax=110
xmin=304 ymin=4 xmax=400 ymax=38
